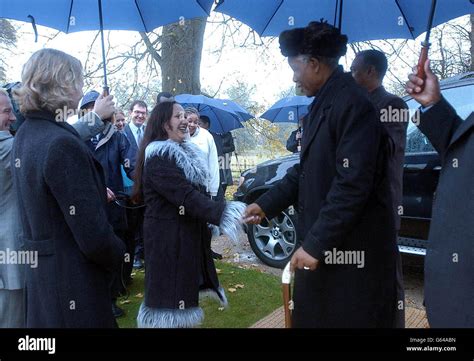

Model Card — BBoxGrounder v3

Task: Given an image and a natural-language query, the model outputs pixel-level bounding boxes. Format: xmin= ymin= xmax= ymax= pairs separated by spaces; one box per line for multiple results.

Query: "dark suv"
xmin=234 ymin=72 xmax=474 ymax=268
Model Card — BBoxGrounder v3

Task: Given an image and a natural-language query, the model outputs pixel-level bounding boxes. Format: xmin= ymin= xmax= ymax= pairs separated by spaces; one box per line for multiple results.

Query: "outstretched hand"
xmin=243 ymin=203 xmax=265 ymax=224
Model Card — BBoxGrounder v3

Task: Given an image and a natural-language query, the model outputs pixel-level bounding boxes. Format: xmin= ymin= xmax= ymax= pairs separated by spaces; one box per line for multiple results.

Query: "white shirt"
xmin=189 ymin=127 xmax=220 ymax=196
xmin=128 ymin=121 xmax=145 ymax=146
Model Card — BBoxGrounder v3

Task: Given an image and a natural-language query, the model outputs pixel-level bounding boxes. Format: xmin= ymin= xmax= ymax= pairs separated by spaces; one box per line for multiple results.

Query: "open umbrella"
xmin=261 ymin=96 xmax=314 ymax=123
xmin=214 ymin=98 xmax=254 ymax=121
xmin=214 ymin=0 xmax=472 ymax=42
xmin=175 ymin=94 xmax=251 ymax=133
xmin=1 ymin=0 xmax=214 ymax=93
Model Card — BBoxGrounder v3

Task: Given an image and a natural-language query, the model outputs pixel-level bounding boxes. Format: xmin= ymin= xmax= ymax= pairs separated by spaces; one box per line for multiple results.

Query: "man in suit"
xmin=406 ymin=60 xmax=473 ymax=327
xmin=351 ymin=49 xmax=408 ymax=328
xmin=123 ymin=100 xmax=148 ymax=270
xmin=124 ymin=100 xmax=148 ymax=160
xmin=244 ymin=21 xmax=398 ymax=328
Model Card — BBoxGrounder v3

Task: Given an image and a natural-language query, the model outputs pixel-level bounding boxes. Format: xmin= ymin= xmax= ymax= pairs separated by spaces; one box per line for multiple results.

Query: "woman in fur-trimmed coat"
xmin=132 ymin=101 xmax=245 ymax=328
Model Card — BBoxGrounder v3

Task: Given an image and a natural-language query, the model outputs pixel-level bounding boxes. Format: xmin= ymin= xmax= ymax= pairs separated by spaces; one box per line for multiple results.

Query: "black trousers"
xmin=215 ymin=183 xmax=227 ymax=202
xmin=125 ymin=205 xmax=145 ymax=268
xmin=110 ymin=229 xmax=127 ymax=299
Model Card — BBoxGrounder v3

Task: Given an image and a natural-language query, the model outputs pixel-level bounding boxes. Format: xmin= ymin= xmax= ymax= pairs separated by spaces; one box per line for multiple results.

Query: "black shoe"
xmin=211 ymin=249 xmax=223 ymax=260
xmin=112 ymin=302 xmax=125 ymax=318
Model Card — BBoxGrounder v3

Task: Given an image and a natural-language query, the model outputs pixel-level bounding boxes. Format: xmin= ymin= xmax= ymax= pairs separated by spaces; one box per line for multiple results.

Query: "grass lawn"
xmin=117 ymin=261 xmax=281 ymax=328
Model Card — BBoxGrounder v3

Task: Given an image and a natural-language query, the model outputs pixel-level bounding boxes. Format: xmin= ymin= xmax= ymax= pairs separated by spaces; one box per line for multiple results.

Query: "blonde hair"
xmin=13 ymin=49 xmax=83 ymax=115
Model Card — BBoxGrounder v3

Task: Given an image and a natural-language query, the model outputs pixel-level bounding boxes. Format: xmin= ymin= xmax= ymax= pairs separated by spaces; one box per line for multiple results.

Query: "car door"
xmin=400 ymin=80 xmax=474 ymax=245
xmin=401 ymin=118 xmax=440 ymax=241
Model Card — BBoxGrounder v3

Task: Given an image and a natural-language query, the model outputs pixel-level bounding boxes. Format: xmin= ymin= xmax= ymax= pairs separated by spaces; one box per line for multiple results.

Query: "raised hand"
xmin=406 ymin=59 xmax=441 ymax=108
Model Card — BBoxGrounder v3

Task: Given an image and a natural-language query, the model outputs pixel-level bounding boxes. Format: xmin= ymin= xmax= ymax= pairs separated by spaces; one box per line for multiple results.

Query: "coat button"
xmin=299 ymin=205 xmax=304 ymax=212
xmin=301 ymin=171 xmax=305 ymax=179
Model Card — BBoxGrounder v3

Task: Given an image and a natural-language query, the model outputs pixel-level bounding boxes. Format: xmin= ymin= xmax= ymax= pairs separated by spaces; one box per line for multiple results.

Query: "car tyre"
xmin=247 ymin=207 xmax=298 ymax=269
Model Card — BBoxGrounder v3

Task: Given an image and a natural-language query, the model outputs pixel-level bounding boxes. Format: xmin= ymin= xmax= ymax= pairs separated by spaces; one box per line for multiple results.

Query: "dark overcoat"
xmin=418 ymin=99 xmax=474 ymax=327
xmin=256 ymin=68 xmax=398 ymax=328
xmin=86 ymin=128 xmax=134 ymax=231
xmin=12 ymin=112 xmax=125 ymax=328
xmin=138 ymin=140 xmax=234 ymax=327
xmin=369 ymin=86 xmax=408 ymax=230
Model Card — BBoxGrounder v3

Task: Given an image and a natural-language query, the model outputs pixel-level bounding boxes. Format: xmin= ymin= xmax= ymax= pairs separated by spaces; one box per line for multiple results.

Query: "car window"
xmin=405 ymin=103 xmax=435 ymax=153
xmin=405 ymin=83 xmax=473 ymax=154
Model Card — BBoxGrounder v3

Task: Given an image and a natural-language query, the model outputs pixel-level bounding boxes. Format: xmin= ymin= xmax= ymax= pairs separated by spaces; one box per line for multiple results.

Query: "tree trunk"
xmin=0 ymin=19 xmax=17 ymax=82
xmin=161 ymin=18 xmax=207 ymax=95
xmin=470 ymin=14 xmax=473 ymax=72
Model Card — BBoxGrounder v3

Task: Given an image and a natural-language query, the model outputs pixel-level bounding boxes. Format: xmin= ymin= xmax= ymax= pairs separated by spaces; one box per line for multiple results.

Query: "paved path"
xmin=251 ymin=305 xmax=429 ymax=328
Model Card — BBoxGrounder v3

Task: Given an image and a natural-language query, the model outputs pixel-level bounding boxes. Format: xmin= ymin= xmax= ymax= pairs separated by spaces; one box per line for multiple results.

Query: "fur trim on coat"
xmin=137 ymin=303 xmax=204 ymax=328
xmin=145 ymin=139 xmax=209 ymax=188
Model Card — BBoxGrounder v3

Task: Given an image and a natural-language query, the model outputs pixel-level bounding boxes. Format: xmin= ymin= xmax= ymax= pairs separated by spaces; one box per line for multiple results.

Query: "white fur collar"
xmin=145 ymin=139 xmax=209 ymax=187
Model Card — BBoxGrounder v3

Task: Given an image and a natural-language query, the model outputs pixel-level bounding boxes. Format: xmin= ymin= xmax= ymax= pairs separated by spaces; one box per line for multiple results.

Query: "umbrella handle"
xmin=416 ymin=42 xmax=430 ymax=83
xmin=101 ymin=87 xmax=115 ymax=124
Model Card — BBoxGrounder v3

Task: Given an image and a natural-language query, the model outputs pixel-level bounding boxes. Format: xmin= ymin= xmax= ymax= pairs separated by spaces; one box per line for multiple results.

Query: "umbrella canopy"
xmin=261 ymin=96 xmax=314 ymax=123
xmin=1 ymin=0 xmax=213 ymax=33
xmin=1 ymin=0 xmax=214 ymax=90
xmin=175 ymin=94 xmax=249 ymax=133
xmin=213 ymin=98 xmax=254 ymax=121
xmin=214 ymin=0 xmax=473 ymax=41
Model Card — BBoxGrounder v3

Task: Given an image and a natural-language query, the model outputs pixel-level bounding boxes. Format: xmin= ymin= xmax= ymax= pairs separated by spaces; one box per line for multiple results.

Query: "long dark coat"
xmin=12 ymin=112 xmax=126 ymax=328
xmin=138 ymin=140 xmax=230 ymax=327
xmin=256 ymin=68 xmax=398 ymax=328
xmin=86 ymin=128 xmax=134 ymax=232
xmin=369 ymin=86 xmax=408 ymax=230
xmin=418 ymin=99 xmax=474 ymax=327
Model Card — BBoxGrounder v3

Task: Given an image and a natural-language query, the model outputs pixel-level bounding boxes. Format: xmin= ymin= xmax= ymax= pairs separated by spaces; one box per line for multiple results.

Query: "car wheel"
xmin=247 ymin=208 xmax=298 ymax=269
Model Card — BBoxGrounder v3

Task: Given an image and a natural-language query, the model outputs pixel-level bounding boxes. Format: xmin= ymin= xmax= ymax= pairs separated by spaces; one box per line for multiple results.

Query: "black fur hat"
xmin=279 ymin=21 xmax=348 ymax=59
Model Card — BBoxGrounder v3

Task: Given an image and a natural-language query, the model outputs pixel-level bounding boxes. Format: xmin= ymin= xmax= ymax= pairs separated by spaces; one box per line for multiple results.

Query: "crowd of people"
xmin=0 ymin=20 xmax=472 ymax=329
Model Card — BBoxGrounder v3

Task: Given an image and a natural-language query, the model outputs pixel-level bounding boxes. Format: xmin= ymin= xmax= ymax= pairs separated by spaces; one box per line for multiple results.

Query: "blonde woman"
xmin=12 ymin=49 xmax=125 ymax=328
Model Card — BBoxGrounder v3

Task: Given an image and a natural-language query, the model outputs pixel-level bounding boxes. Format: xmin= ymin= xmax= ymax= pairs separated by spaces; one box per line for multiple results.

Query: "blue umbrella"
xmin=214 ymin=0 xmax=473 ymax=42
xmin=214 ymin=98 xmax=254 ymax=121
xmin=175 ymin=94 xmax=250 ymax=133
xmin=261 ymin=96 xmax=314 ymax=123
xmin=1 ymin=0 xmax=214 ymax=91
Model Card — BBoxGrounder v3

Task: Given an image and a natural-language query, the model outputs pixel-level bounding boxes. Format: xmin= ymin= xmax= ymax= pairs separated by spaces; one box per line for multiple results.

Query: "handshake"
xmin=241 ymin=203 xmax=319 ymax=271
xmin=242 ymin=203 xmax=266 ymax=224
